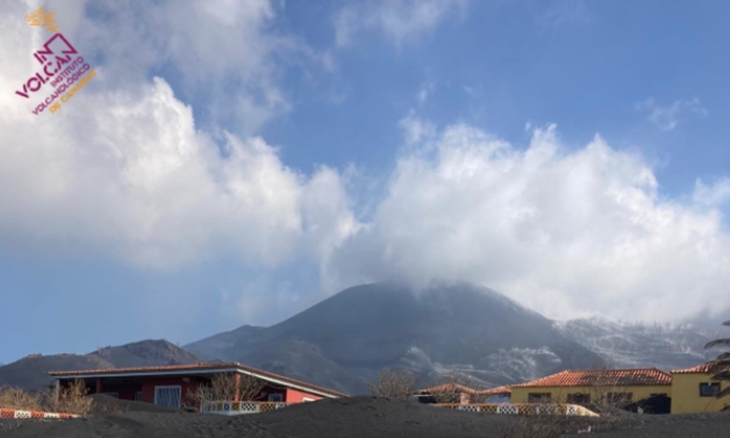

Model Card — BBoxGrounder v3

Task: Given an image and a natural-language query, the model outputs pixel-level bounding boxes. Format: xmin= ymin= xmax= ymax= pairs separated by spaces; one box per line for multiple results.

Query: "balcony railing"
xmin=201 ymin=401 xmax=291 ymax=415
xmin=435 ymin=403 xmax=599 ymax=417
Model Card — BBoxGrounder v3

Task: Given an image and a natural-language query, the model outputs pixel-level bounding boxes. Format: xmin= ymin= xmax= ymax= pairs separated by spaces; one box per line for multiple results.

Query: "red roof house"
xmin=49 ymin=362 xmax=346 ymax=411
xmin=509 ymin=368 xmax=672 ymax=405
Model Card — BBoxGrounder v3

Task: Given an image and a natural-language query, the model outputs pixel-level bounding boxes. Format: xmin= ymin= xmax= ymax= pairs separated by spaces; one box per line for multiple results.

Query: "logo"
xmin=25 ymin=8 xmax=59 ymax=33
xmin=15 ymin=8 xmax=96 ymax=116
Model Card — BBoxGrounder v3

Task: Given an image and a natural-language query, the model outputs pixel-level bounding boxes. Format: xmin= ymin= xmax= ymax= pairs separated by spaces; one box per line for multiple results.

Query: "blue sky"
xmin=1 ymin=0 xmax=729 ymax=365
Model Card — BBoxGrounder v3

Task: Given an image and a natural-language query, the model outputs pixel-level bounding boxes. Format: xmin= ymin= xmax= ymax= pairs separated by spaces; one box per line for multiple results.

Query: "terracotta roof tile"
xmin=672 ymin=362 xmax=728 ymax=374
xmin=48 ymin=362 xmax=347 ymax=398
xmin=418 ymin=383 xmax=477 ymax=395
xmin=511 ymin=368 xmax=671 ymax=388
xmin=477 ymin=385 xmax=511 ymax=396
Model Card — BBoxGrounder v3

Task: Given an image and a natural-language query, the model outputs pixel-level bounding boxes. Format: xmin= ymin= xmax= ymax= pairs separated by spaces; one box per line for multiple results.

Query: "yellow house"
xmin=671 ymin=362 xmax=730 ymax=414
xmin=510 ymin=368 xmax=672 ymax=406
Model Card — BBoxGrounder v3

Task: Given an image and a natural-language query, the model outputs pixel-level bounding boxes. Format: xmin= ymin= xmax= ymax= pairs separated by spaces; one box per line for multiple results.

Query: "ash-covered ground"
xmin=1 ymin=396 xmax=728 ymax=438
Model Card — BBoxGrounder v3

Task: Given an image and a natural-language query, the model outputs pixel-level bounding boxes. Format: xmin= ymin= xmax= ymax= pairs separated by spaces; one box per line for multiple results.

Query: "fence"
xmin=200 ymin=401 xmax=291 ymax=415
xmin=435 ymin=403 xmax=599 ymax=417
xmin=0 ymin=408 xmax=79 ymax=419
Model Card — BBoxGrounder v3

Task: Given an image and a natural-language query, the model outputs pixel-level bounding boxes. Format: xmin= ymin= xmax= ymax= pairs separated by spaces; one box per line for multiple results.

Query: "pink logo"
xmin=16 ymin=34 xmax=79 ymax=99
xmin=17 ymin=8 xmax=97 ymax=116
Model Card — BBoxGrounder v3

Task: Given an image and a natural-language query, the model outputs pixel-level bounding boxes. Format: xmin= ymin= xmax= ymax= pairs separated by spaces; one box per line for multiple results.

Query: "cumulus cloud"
xmin=333 ymin=0 xmax=472 ymax=48
xmin=326 ymin=119 xmax=730 ymax=323
xmin=694 ymin=178 xmax=730 ymax=207
xmin=0 ymin=1 xmax=356 ymax=269
xmin=43 ymin=0 xmax=325 ymax=134
xmin=636 ymin=98 xmax=708 ymax=131
xmin=4 ymin=1 xmax=730 ymax=328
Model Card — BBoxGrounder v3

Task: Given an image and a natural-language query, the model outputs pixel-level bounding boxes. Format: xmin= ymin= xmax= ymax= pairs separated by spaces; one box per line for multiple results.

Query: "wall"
xmin=511 ymin=385 xmax=670 ymax=404
xmin=285 ymin=388 xmax=323 ymax=403
xmin=671 ymin=373 xmax=730 ymax=414
xmin=97 ymin=383 xmax=139 ymax=401
xmin=140 ymin=376 xmax=205 ymax=406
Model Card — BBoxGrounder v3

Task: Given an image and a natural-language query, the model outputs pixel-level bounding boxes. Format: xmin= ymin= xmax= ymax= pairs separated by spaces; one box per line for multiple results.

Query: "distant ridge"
xmin=0 ymin=339 xmax=201 ymax=390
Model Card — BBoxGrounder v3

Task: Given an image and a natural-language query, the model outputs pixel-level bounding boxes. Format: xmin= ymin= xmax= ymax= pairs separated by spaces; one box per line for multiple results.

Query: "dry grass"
xmin=0 ymin=380 xmax=92 ymax=416
xmin=53 ymin=379 xmax=93 ymax=415
xmin=0 ymin=387 xmax=43 ymax=411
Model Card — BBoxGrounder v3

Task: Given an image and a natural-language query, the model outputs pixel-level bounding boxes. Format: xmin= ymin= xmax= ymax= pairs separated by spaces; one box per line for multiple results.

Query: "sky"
xmin=1 ymin=0 xmax=729 ymax=365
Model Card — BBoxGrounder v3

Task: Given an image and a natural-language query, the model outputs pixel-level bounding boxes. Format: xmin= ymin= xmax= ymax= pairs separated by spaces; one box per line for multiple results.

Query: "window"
xmin=700 ymin=383 xmax=721 ymax=397
xmin=154 ymin=386 xmax=182 ymax=408
xmin=268 ymin=393 xmax=284 ymax=402
xmin=567 ymin=393 xmax=591 ymax=403
xmin=135 ymin=391 xmax=143 ymax=401
xmin=528 ymin=393 xmax=551 ymax=403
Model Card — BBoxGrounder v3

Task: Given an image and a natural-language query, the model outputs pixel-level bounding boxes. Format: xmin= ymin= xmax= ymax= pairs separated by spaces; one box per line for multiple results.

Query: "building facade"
xmin=510 ymin=368 xmax=672 ymax=406
xmin=671 ymin=362 xmax=729 ymax=414
xmin=49 ymin=362 xmax=346 ymax=411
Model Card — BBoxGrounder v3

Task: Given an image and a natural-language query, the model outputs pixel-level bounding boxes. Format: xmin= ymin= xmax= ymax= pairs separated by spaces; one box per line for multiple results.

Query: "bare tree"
xmin=582 ymin=360 xmax=634 ymax=410
xmin=367 ymin=369 xmax=419 ymax=400
xmin=704 ymin=319 xmax=730 ymax=399
xmin=186 ymin=372 xmax=266 ymax=408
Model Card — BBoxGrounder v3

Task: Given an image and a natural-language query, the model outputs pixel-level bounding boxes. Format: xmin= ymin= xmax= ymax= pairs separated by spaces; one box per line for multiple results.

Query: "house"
xmin=416 ymin=383 xmax=476 ymax=404
xmin=416 ymin=384 xmax=511 ymax=404
xmin=476 ymin=385 xmax=511 ymax=403
xmin=48 ymin=362 xmax=346 ymax=411
xmin=510 ymin=368 xmax=672 ymax=406
xmin=670 ymin=362 xmax=729 ymax=414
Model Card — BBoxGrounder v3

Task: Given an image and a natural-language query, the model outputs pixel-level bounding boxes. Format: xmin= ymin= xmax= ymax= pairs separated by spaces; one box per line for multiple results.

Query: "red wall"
xmin=98 ymin=384 xmax=139 ymax=401
xmin=285 ymin=388 xmax=322 ymax=403
xmin=63 ymin=375 xmax=327 ymax=407
xmin=140 ymin=376 xmax=204 ymax=406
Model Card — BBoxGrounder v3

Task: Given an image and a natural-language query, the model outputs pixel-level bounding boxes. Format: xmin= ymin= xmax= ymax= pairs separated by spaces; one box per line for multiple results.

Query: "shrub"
xmin=367 ymin=369 xmax=419 ymax=400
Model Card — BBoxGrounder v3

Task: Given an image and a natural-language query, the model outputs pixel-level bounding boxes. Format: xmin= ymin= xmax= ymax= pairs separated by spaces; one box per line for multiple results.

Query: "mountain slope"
xmin=186 ymin=282 xmax=605 ymax=394
xmin=555 ymin=317 xmax=716 ymax=371
xmin=0 ymin=340 xmax=201 ymax=390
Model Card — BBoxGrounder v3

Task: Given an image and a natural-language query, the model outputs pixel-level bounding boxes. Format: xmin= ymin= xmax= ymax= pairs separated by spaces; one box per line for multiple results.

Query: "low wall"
xmin=201 ymin=401 xmax=291 ymax=415
xmin=0 ymin=408 xmax=79 ymax=419
xmin=435 ymin=403 xmax=599 ymax=417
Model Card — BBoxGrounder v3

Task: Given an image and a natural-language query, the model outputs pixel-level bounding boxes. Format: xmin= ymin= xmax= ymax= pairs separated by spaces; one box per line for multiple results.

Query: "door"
xmin=154 ymin=386 xmax=182 ymax=408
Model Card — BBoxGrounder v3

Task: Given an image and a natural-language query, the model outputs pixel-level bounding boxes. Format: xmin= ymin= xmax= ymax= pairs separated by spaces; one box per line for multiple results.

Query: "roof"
xmin=672 ymin=362 xmax=728 ymax=374
xmin=49 ymin=362 xmax=347 ymax=398
xmin=477 ymin=385 xmax=511 ymax=396
xmin=418 ymin=383 xmax=477 ymax=395
xmin=511 ymin=368 xmax=672 ymax=388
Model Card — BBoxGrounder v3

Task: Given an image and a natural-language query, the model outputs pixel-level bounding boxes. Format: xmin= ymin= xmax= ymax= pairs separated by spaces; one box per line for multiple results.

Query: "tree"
xmin=367 ymin=369 xmax=419 ymax=400
xmin=187 ymin=372 xmax=266 ymax=408
xmin=704 ymin=319 xmax=730 ymax=399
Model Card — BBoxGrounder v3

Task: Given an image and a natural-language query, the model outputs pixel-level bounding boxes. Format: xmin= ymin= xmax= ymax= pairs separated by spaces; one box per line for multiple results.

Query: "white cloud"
xmin=694 ymin=178 xmax=730 ymax=207
xmin=534 ymin=0 xmax=594 ymax=31
xmin=39 ymin=0 xmax=325 ymax=135
xmin=636 ymin=98 xmax=708 ymax=131
xmin=4 ymin=1 xmax=730 ymax=328
xmin=0 ymin=1 xmax=355 ymax=269
xmin=417 ymin=80 xmax=436 ymax=105
xmin=326 ymin=120 xmax=730 ymax=323
xmin=399 ymin=112 xmax=438 ymax=146
xmin=334 ymin=0 xmax=472 ymax=48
